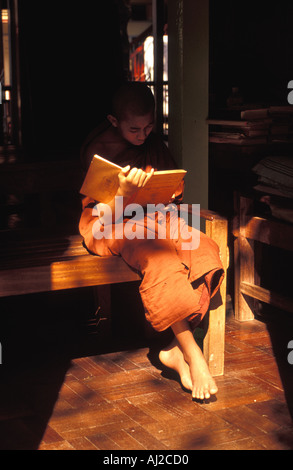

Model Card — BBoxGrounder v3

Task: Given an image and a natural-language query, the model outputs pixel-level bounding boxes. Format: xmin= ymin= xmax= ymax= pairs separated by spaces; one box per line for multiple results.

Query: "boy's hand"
xmin=117 ymin=165 xmax=154 ymax=200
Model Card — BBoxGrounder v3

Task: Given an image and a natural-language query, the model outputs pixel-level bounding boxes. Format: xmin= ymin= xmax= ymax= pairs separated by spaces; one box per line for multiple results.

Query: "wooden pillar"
xmin=168 ymin=0 xmax=209 ymax=207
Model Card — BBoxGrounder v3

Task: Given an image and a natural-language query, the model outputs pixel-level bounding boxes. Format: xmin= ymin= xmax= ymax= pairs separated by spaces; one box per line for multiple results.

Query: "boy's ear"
xmin=107 ymin=114 xmax=118 ymax=127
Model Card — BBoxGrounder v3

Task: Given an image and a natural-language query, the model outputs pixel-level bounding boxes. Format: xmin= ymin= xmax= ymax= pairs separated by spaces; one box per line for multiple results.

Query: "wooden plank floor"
xmin=0 ymin=300 xmax=292 ymax=450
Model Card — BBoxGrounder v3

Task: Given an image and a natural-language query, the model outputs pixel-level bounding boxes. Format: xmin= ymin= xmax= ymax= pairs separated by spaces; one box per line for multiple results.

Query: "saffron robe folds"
xmin=79 ymin=122 xmax=224 ymax=331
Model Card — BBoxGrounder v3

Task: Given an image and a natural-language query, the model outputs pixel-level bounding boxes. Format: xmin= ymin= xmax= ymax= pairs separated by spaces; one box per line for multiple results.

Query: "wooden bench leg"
xmin=203 ymin=290 xmax=225 ymax=377
xmin=203 ymin=216 xmax=228 ymax=376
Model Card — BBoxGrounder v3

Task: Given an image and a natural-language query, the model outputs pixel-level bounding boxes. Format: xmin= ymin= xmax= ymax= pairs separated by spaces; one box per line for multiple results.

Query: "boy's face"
xmin=108 ymin=111 xmax=154 ymax=146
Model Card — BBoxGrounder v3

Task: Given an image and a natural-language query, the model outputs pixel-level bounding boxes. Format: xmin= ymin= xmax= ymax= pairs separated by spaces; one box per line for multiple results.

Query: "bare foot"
xmin=188 ymin=350 xmax=218 ymax=400
xmin=159 ymin=339 xmax=193 ymax=391
xmin=159 ymin=338 xmax=218 ymax=400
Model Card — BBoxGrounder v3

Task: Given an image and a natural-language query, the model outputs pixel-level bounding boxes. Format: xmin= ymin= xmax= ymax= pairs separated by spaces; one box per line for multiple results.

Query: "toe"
xmin=204 ymin=390 xmax=211 ymax=400
xmin=198 ymin=389 xmax=205 ymax=400
xmin=210 ymin=384 xmax=218 ymax=395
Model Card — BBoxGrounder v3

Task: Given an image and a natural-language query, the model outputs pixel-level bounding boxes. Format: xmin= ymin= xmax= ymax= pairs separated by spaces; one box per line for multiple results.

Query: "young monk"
xmin=79 ymin=82 xmax=224 ymax=400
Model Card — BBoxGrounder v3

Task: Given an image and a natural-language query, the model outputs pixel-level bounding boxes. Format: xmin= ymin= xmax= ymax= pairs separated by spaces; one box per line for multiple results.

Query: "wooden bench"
xmin=0 ymin=159 xmax=228 ymax=376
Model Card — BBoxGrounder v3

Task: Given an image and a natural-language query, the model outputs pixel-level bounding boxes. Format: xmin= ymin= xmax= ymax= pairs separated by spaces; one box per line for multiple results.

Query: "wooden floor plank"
xmin=0 ymin=312 xmax=292 ymax=450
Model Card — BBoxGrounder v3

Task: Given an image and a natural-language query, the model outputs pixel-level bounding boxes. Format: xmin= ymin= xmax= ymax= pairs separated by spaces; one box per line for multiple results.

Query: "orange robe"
xmin=79 ymin=121 xmax=224 ymax=331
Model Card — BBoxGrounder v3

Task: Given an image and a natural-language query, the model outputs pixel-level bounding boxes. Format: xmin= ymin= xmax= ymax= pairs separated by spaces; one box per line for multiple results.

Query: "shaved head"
xmin=111 ymin=82 xmax=155 ymax=121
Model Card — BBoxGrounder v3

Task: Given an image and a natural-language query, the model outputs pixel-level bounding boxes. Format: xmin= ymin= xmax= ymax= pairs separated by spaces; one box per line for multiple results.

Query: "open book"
xmin=80 ymin=154 xmax=186 ymax=206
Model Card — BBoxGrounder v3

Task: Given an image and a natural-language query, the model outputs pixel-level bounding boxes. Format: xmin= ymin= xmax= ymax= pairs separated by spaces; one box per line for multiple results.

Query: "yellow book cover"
xmin=80 ymin=154 xmax=186 ymax=206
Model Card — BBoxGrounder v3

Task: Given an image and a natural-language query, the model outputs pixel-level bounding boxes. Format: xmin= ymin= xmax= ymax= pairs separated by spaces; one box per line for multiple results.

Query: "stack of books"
xmin=208 ymin=106 xmax=293 ymax=146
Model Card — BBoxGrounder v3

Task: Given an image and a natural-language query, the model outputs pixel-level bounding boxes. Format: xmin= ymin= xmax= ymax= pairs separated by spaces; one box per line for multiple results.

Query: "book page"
xmin=80 ymin=155 xmax=121 ymax=203
xmin=80 ymin=154 xmax=186 ymax=206
xmin=130 ymin=170 xmax=186 ymax=206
